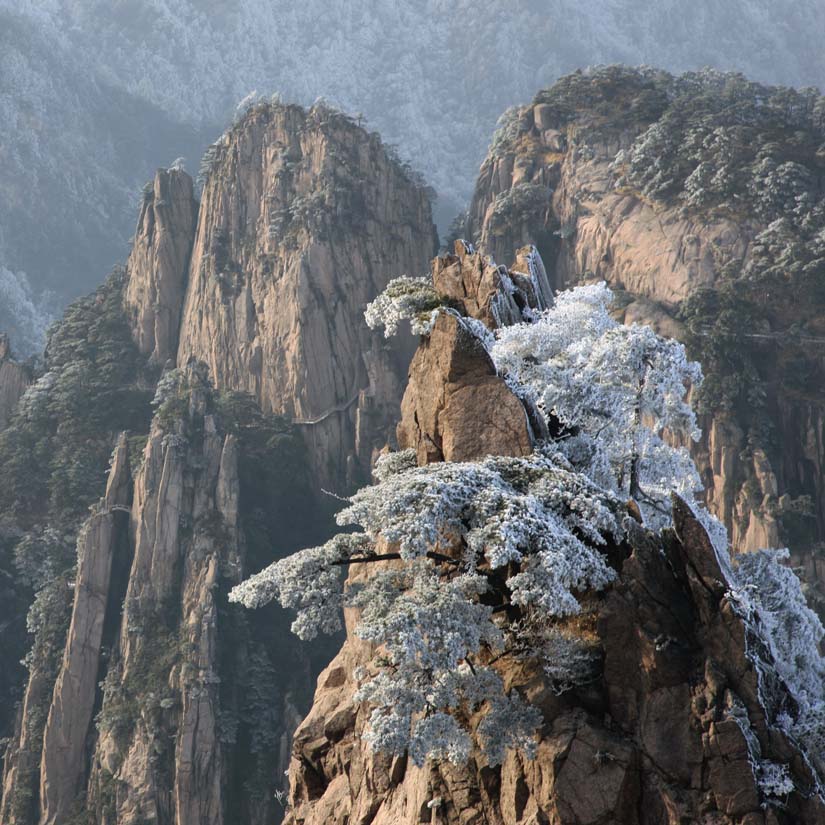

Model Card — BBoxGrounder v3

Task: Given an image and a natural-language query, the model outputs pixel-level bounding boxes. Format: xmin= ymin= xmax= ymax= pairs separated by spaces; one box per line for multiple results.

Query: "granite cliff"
xmin=461 ymin=67 xmax=825 ymax=585
xmin=0 ymin=99 xmax=435 ymax=825
xmin=174 ymin=100 xmax=436 ymax=489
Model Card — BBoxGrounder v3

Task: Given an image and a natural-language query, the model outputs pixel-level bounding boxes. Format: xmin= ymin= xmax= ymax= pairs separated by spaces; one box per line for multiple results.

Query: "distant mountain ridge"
xmin=3 ymin=0 xmax=825 ymax=351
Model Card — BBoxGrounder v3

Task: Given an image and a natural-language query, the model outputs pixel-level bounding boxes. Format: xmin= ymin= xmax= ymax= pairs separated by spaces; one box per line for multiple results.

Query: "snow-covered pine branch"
xmin=492 ymin=282 xmax=703 ymax=526
xmin=230 ymin=447 xmax=621 ymax=765
xmin=364 ymin=276 xmax=443 ymax=337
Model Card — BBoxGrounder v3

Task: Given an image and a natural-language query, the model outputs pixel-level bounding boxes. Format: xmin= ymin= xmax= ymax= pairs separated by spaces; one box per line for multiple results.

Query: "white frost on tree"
xmin=231 ymin=447 xmax=621 ymax=765
xmin=492 ymin=283 xmax=703 ymax=526
xmin=364 ymin=276 xmax=442 ymax=338
xmin=728 ymin=547 xmax=825 ymax=766
xmin=232 ymin=273 xmax=825 ymax=777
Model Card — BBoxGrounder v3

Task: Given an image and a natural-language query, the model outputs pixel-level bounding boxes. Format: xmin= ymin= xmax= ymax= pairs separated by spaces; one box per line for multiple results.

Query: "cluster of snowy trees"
xmin=611 ymin=68 xmax=825 ymax=222
xmin=363 ymin=276 xmax=442 ymax=338
xmin=232 ymin=274 xmax=825 ymax=776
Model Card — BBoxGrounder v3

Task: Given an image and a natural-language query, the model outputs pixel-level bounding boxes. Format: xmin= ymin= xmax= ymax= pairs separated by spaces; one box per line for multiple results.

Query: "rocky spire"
xmin=123 ymin=168 xmax=198 ymax=365
xmin=38 ymin=436 xmax=132 ymax=825
xmin=175 ymin=101 xmax=437 ymax=490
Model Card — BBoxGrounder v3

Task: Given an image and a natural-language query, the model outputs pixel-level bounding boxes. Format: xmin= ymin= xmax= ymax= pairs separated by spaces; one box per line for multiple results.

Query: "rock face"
xmin=0 ymin=364 xmax=320 ymax=825
xmin=175 ymin=101 xmax=437 ymax=489
xmin=284 ymin=249 xmax=825 ymax=825
xmin=287 ymin=505 xmax=825 ymax=824
xmin=123 ymin=169 xmax=198 ymax=365
xmin=464 ymin=70 xmax=825 ymax=564
xmin=397 ymin=244 xmax=545 ymax=465
xmin=397 ymin=310 xmax=532 ymax=465
xmin=84 ymin=378 xmax=240 ymax=825
xmin=38 ymin=435 xmax=132 ymax=825
xmin=431 ymin=241 xmax=552 ymax=329
xmin=0 ymin=333 xmax=30 ymax=429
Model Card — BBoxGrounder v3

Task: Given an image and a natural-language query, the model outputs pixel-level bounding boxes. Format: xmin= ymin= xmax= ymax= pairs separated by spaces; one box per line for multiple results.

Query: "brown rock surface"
xmin=397 ymin=311 xmax=532 ymax=464
xmin=432 ymin=241 xmax=550 ymax=329
xmin=286 ymin=355 xmax=825 ymax=825
xmin=84 ymin=378 xmax=241 ymax=824
xmin=396 ymin=244 xmax=551 ymax=465
xmin=176 ymin=101 xmax=436 ymax=489
xmin=123 ymin=169 xmax=198 ymax=365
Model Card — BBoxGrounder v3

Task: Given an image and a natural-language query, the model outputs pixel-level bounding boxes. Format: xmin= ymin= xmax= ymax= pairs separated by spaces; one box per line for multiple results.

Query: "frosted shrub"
xmin=492 ymin=283 xmax=702 ymax=525
xmin=489 ymin=106 xmax=528 ymax=158
xmin=509 ymin=620 xmax=599 ymax=694
xmin=733 ymin=549 xmax=825 ymax=704
xmin=758 ymin=761 xmax=794 ymax=798
xmin=731 ymin=548 xmax=825 ymax=761
xmin=17 ymin=371 xmax=57 ymax=422
xmin=364 ymin=276 xmax=443 ymax=337
xmin=151 ymin=368 xmax=185 ymax=407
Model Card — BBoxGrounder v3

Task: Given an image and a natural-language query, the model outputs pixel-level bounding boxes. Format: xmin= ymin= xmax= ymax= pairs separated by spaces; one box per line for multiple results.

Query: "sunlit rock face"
xmin=123 ymin=168 xmax=198 ymax=366
xmin=465 ymin=69 xmax=825 ymax=583
xmin=176 ymin=101 xmax=437 ymax=490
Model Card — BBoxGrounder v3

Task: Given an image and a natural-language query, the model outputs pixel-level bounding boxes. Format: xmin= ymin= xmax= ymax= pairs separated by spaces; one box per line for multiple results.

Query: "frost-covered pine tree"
xmin=491 ymin=283 xmax=703 ymax=527
xmin=232 ymin=445 xmax=621 ymax=765
xmin=231 ymin=275 xmax=825 ymax=772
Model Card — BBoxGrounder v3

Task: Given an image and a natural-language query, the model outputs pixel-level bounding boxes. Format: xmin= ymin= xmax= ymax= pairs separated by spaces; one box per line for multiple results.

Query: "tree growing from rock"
xmin=231 ymin=278 xmax=825 ymax=773
xmin=491 ymin=282 xmax=703 ymax=527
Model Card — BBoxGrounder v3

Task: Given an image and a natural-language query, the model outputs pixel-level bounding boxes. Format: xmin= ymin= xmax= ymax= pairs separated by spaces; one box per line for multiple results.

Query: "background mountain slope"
xmin=3 ymin=0 xmax=825 ymax=352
